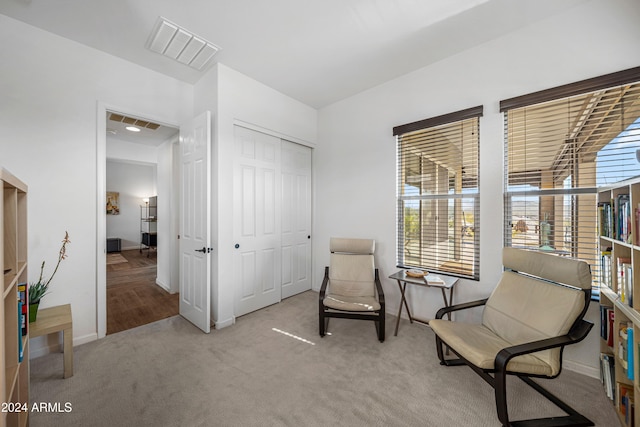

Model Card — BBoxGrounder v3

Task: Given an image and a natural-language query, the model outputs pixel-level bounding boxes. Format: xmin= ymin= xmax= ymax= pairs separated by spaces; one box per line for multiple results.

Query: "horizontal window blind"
xmin=395 ymin=107 xmax=482 ymax=280
xmin=503 ymin=74 xmax=640 ymax=291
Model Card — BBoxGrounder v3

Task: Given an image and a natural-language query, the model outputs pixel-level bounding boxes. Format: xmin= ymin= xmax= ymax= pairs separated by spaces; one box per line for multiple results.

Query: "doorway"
xmin=103 ymin=109 xmax=180 ymax=334
xmin=106 ymin=249 xmax=178 ymax=333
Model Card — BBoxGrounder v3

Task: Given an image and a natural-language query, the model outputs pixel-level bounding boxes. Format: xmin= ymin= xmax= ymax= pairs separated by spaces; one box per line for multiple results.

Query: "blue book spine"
xmin=18 ymin=301 xmax=24 ymax=362
xmin=628 ymin=326 xmax=634 ymax=381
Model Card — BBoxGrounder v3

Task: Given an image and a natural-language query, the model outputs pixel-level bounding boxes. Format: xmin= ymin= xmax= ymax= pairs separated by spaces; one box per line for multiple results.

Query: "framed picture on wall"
xmin=106 ymin=191 xmax=120 ymax=215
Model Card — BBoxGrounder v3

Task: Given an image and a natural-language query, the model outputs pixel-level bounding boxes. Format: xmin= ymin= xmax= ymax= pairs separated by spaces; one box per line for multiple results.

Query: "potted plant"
xmin=29 ymin=231 xmax=71 ymax=322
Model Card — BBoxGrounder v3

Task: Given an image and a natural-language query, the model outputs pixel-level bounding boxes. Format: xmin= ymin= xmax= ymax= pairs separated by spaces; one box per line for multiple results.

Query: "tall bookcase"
xmin=1 ymin=168 xmax=29 ymax=427
xmin=599 ymin=176 xmax=640 ymax=427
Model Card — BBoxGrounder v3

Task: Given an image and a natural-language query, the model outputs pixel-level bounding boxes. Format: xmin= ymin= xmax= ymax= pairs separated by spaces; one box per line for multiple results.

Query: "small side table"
xmin=30 ymin=304 xmax=73 ymax=378
xmin=389 ymin=270 xmax=458 ymax=336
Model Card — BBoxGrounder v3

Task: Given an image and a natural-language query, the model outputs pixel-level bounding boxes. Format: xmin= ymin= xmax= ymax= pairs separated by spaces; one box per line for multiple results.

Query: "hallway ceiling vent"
xmin=146 ymin=16 xmax=220 ymax=71
xmin=109 ymin=113 xmax=161 ymax=130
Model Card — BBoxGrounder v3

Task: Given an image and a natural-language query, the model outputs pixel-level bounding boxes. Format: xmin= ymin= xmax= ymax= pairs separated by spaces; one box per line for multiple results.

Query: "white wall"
xmin=194 ymin=63 xmax=317 ymax=328
xmin=105 ymin=160 xmax=157 ymax=249
xmin=315 ymin=0 xmax=640 ymax=377
xmin=2 ymin=0 xmax=637 ymax=375
xmin=106 ymin=138 xmax=159 ymax=165
xmin=0 ymin=14 xmax=194 ymax=355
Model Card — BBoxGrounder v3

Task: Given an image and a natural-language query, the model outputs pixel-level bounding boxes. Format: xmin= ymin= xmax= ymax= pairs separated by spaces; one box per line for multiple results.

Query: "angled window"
xmin=501 ymin=67 xmax=640 ymax=292
xmin=394 ymin=106 xmax=482 ymax=280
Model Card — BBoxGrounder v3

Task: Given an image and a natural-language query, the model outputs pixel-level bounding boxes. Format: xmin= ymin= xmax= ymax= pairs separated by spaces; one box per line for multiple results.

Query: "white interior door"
xmin=281 ymin=140 xmax=312 ymax=299
xmin=179 ymin=111 xmax=211 ymax=333
xmin=233 ymin=126 xmax=281 ymax=317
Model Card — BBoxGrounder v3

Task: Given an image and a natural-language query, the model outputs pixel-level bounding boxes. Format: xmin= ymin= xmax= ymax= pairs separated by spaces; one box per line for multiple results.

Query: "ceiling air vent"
xmin=146 ymin=16 xmax=220 ymax=71
xmin=109 ymin=113 xmax=161 ymax=130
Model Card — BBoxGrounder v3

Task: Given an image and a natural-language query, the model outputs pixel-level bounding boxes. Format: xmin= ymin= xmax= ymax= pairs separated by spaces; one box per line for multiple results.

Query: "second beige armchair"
xmin=319 ymin=237 xmax=385 ymax=342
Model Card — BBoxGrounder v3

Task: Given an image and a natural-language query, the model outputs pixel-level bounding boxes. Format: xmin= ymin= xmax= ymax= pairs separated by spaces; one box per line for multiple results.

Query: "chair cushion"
xmin=323 ymin=294 xmax=381 ymax=312
xmin=328 ymin=253 xmax=376 ymax=298
xmin=330 ymin=237 xmax=375 ymax=254
xmin=429 ymin=320 xmax=554 ymax=376
xmin=502 ymin=247 xmax=592 ymax=290
xmin=481 ymin=271 xmax=585 ymax=375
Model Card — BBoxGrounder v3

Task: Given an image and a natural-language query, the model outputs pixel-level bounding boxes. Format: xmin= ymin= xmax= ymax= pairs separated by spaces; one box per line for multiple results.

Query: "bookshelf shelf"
xmin=1 ymin=168 xmax=29 ymax=427
xmin=599 ymin=177 xmax=640 ymax=427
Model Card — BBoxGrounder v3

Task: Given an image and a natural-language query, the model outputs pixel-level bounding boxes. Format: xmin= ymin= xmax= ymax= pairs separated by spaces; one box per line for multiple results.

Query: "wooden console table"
xmin=389 ymin=270 xmax=458 ymax=336
xmin=30 ymin=303 xmax=73 ymax=378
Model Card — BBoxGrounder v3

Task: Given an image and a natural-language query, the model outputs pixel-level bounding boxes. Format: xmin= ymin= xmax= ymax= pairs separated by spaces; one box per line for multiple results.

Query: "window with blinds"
xmin=501 ymin=67 xmax=640 ymax=292
xmin=394 ymin=106 xmax=482 ymax=280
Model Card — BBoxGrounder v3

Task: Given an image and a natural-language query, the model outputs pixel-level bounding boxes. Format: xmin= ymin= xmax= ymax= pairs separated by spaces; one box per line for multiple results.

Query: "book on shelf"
xmin=619 ymin=383 xmax=634 ymax=426
xmin=625 ymin=263 xmax=634 ymax=308
xmin=600 ymin=353 xmax=615 ymax=401
xmin=608 ymin=309 xmax=615 ymax=347
xmin=633 ymin=203 xmax=640 ymax=246
xmin=598 ymin=201 xmax=613 ymax=238
xmin=619 ymin=323 xmax=629 ymax=376
xmin=17 ymin=300 xmax=24 ymax=362
xmin=628 ymin=326 xmax=634 ymax=381
xmin=615 ymin=194 xmax=632 ymax=243
xmin=18 ymin=282 xmax=27 ymax=336
xmin=601 ymin=249 xmax=612 ymax=289
xmin=601 ymin=305 xmax=613 ymax=341
xmin=617 ymin=257 xmax=632 ymax=302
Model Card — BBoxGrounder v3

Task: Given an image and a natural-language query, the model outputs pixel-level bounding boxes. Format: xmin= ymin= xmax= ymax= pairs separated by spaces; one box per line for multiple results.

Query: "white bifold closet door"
xmin=233 ymin=126 xmax=312 ymax=317
xmin=281 ymin=140 xmax=312 ymax=299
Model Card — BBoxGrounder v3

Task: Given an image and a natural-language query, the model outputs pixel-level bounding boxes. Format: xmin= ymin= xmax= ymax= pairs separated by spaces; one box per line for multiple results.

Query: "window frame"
xmin=500 ymin=66 xmax=640 ymax=298
xmin=394 ymin=106 xmax=483 ymax=281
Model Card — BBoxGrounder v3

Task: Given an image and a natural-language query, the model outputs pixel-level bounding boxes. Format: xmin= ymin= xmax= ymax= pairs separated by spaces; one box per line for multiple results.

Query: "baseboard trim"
xmin=29 ymin=332 xmax=97 ymax=359
xmin=155 ymin=278 xmax=170 ymax=292
xmin=214 ymin=317 xmax=235 ymax=329
xmin=563 ymin=359 xmax=600 ymax=379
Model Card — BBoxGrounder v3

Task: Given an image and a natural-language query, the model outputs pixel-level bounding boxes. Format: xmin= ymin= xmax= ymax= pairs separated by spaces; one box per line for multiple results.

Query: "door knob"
xmin=195 ymin=247 xmax=206 ymax=253
xmin=235 ymin=244 xmax=240 ymax=249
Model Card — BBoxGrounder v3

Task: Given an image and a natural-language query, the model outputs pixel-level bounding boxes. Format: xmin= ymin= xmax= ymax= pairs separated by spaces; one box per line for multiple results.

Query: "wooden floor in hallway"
xmin=107 ymin=249 xmax=179 ymax=335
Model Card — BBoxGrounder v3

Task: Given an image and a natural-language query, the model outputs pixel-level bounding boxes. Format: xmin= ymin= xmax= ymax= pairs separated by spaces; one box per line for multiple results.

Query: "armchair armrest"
xmin=374 ymin=268 xmax=385 ymax=306
xmin=435 ymin=298 xmax=488 ymax=320
xmin=319 ymin=266 xmax=329 ymax=301
xmin=495 ymin=319 xmax=594 ymax=371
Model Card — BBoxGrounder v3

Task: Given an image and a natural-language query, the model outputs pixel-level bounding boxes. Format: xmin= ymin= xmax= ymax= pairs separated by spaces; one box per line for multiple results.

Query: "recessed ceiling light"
xmin=126 ymin=126 xmax=141 ymax=132
xmin=146 ymin=16 xmax=220 ymax=71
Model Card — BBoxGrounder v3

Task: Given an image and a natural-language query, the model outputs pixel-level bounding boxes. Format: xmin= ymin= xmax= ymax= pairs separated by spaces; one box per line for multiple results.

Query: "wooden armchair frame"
xmin=433 ymin=248 xmax=594 ymax=427
xmin=433 ymin=283 xmax=594 ymax=427
xmin=319 ymin=266 xmax=386 ymax=342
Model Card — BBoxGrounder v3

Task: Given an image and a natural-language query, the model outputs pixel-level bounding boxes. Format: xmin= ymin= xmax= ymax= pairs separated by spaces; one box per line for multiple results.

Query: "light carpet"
xmin=29 ymin=291 xmax=618 ymax=426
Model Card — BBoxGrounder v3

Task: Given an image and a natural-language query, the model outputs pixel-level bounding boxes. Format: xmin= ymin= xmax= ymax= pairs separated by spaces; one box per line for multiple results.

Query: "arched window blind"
xmin=501 ymin=67 xmax=640 ymax=292
xmin=394 ymin=106 xmax=482 ymax=280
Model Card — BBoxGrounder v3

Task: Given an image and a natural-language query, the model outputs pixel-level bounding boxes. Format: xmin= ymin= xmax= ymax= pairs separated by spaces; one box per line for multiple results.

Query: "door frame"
xmin=96 ymin=101 xmax=180 ymax=338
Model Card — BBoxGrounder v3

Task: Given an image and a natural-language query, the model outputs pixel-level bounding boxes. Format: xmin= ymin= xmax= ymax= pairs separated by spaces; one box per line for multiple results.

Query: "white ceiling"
xmin=0 ymin=0 xmax=587 ymax=109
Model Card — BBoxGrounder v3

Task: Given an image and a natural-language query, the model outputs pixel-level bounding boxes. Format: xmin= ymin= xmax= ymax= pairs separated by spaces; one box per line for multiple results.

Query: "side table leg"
xmin=394 ymin=281 xmax=413 ymax=336
xmin=63 ymin=327 xmax=73 ymax=378
xmin=394 ymin=281 xmax=404 ymax=336
xmin=440 ymin=288 xmax=453 ymax=321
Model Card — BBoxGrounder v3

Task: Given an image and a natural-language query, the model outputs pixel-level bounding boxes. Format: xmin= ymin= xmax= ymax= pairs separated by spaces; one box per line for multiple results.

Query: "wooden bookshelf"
xmin=599 ymin=176 xmax=640 ymax=427
xmin=1 ymin=168 xmax=29 ymax=427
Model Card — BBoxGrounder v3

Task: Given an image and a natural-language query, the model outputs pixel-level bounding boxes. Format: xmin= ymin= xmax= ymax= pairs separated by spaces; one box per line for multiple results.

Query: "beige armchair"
xmin=429 ymin=247 xmax=594 ymax=426
xmin=319 ymin=238 xmax=385 ymax=342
